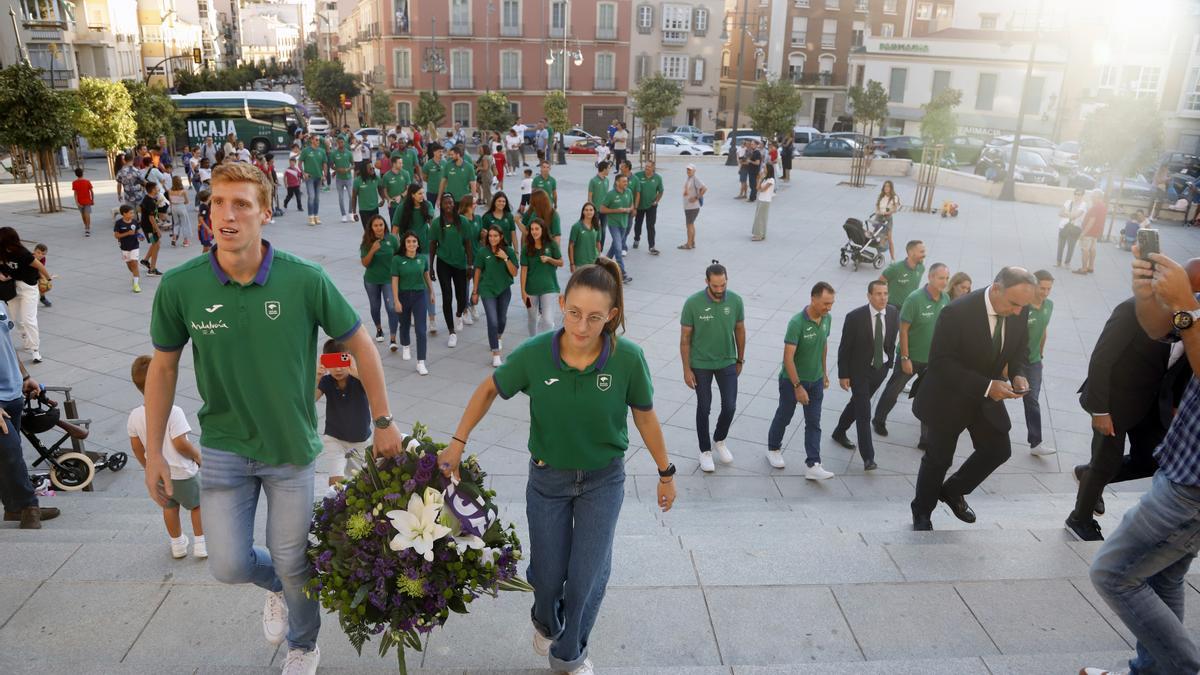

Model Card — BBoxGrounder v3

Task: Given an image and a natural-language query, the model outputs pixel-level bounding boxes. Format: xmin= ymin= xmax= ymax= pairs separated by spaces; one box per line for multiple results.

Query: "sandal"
xmin=677 ymin=244 xmax=691 ymax=249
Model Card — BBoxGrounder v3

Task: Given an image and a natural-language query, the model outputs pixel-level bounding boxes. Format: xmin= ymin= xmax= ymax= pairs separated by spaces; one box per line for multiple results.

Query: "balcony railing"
xmin=500 ymin=23 xmax=521 ymax=37
xmin=790 ymin=72 xmax=835 ymax=86
xmin=596 ymin=25 xmax=616 ymax=40
xmin=549 ymin=25 xmax=565 ymax=38
xmin=394 ymin=74 xmax=412 ymax=88
xmin=595 ymin=77 xmax=615 ymax=90
xmin=663 ymin=30 xmax=687 ymax=44
xmin=500 ymin=75 xmax=522 ymax=89
xmin=450 ymin=75 xmax=473 ymax=89
xmin=449 ymin=21 xmax=472 ymax=36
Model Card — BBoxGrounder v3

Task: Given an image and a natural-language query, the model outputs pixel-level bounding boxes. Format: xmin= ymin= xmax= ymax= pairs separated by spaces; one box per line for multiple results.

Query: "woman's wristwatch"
xmin=657 ymin=463 xmax=676 ymax=479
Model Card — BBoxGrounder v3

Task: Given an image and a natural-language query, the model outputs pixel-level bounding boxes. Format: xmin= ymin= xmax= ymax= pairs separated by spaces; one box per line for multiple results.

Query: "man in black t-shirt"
xmin=139 ymin=181 xmax=163 ymax=276
xmin=747 ymin=141 xmax=763 ymax=202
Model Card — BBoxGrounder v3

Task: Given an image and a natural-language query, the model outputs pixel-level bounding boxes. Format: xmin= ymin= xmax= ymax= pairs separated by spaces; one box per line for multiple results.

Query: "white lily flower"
xmin=386 ymin=493 xmax=451 ymax=561
xmin=422 ymin=486 xmax=444 ymax=509
xmin=453 ymin=533 xmax=486 ymax=551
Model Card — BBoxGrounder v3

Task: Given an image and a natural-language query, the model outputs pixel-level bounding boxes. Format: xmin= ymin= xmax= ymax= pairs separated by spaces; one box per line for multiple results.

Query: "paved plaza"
xmin=1 ymin=155 xmax=1197 ymax=674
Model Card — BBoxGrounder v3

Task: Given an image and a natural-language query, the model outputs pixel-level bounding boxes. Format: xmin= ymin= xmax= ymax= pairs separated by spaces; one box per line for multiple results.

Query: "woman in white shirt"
xmin=750 ymin=164 xmax=775 ymax=241
xmin=874 ymin=180 xmax=901 ymax=261
xmin=505 ymin=129 xmax=523 ymax=175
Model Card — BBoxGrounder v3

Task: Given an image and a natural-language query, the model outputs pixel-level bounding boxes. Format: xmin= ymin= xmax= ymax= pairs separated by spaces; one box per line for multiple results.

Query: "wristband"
xmin=451 ymin=435 xmax=467 ymax=445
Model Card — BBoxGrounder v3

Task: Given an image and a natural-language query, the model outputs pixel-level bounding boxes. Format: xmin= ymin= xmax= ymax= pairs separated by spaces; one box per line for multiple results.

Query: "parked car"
xmin=974 ymin=146 xmax=1059 ymax=184
xmin=874 ymin=135 xmax=926 ymax=160
xmin=1051 ymin=140 xmax=1081 ymax=170
xmin=307 ymin=116 xmax=330 ymax=135
xmin=946 ymin=135 xmax=986 ymax=165
xmin=567 ymin=138 xmax=601 ymax=155
xmin=982 ymin=134 xmax=1057 ymax=165
xmin=801 ymin=137 xmax=861 ymax=158
xmin=719 ymin=133 xmax=766 ymax=156
xmin=561 ymin=127 xmax=600 ymax=146
xmin=697 ymin=133 xmax=716 ymax=150
xmin=1159 ymin=151 xmax=1200 ymax=177
xmin=653 ymin=134 xmax=713 ymax=156
xmin=1069 ymin=171 xmax=1156 ymax=202
xmin=354 ymin=127 xmax=383 ymax=149
xmin=668 ymin=125 xmax=705 ymax=142
xmin=792 ymin=126 xmax=823 ymax=149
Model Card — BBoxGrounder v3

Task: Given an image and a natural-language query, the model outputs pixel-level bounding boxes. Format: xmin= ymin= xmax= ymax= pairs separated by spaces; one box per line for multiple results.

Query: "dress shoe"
xmin=940 ymin=492 xmax=976 ymax=523
xmin=872 ymin=420 xmax=888 ymax=436
xmin=912 ymin=511 xmax=933 ymax=531
xmin=831 ymin=431 xmax=856 ymax=450
xmin=917 ymin=441 xmax=929 ymax=451
xmin=1094 ymin=494 xmax=1106 ymax=516
xmin=1066 ymin=515 xmax=1104 ymax=542
xmin=6 ymin=506 xmax=60 ymax=529
xmin=863 ymin=460 xmax=878 ymax=471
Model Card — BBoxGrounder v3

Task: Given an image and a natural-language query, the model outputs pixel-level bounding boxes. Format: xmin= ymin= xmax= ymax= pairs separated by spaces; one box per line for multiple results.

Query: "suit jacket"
xmin=913 ymin=287 xmax=1030 ymax=431
xmin=837 ymin=303 xmax=899 ymax=381
xmin=1078 ymin=297 xmax=1191 ymax=430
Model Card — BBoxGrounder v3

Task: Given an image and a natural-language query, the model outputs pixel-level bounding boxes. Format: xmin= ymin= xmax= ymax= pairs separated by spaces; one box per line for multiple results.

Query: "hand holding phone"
xmin=1137 ymin=228 xmax=1161 ymax=262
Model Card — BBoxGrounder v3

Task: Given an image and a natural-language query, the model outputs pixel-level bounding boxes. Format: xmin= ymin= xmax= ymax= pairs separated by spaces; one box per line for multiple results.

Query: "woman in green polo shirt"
xmin=396 ymin=184 xmax=438 ymax=334
xmin=458 ymin=194 xmax=482 ymax=324
xmin=390 ymin=231 xmax=435 ymax=376
xmin=521 ymin=218 xmax=563 ymax=336
xmin=568 ymin=202 xmax=602 ymax=271
xmin=430 ymin=193 xmax=474 ymax=349
xmin=438 ymin=260 xmax=676 ymax=674
xmin=521 ymin=189 xmax=562 ymax=246
xmin=472 ymin=225 xmax=517 ymax=367
xmin=482 ymin=191 xmax=517 ymax=248
xmin=359 ymin=215 xmax=400 ymax=350
xmin=351 ymin=162 xmax=382 ymax=232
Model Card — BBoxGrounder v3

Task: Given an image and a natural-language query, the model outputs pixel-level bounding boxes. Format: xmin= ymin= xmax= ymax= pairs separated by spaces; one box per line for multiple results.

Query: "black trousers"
xmin=747 ymin=167 xmax=761 ymax=201
xmin=912 ymin=412 xmax=1011 ymax=517
xmin=436 ymin=258 xmax=468 ymax=332
xmin=634 ymin=205 xmax=658 ymax=248
xmin=873 ymin=360 xmax=930 ymax=444
xmin=283 ymin=186 xmax=302 ymax=210
xmin=833 ymin=365 xmax=889 ymax=463
xmin=1070 ymin=414 xmax=1165 ymax=520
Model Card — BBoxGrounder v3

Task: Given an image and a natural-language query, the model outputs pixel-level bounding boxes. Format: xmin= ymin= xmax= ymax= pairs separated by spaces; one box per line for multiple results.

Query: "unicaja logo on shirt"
xmin=596 ymin=373 xmax=612 ymax=391
xmin=265 ymin=301 xmax=281 ymax=320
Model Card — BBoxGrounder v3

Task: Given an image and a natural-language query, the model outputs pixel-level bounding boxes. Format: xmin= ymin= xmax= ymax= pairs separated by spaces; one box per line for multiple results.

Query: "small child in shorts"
xmin=196 ymin=188 xmax=213 ymax=252
xmin=315 ymin=339 xmax=371 ymax=489
xmin=519 ymin=168 xmax=534 ymax=214
xmin=32 ymin=244 xmax=52 ymax=307
xmin=127 ymin=355 xmax=205 ymax=559
xmin=114 ymin=204 xmax=142 ymax=293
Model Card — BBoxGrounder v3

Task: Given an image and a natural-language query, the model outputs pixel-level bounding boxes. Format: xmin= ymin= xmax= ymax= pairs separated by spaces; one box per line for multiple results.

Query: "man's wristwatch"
xmin=373 ymin=415 xmax=394 ymax=430
xmin=1173 ymin=308 xmax=1200 ymax=330
xmin=899 ymin=355 xmax=910 ymax=361
xmin=657 ymin=463 xmax=677 ymax=478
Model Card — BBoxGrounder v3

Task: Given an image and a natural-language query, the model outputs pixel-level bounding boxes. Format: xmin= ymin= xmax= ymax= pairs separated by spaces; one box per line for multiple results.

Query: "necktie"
xmin=872 ymin=311 xmax=884 ymax=369
xmin=992 ymin=314 xmax=1003 ymax=357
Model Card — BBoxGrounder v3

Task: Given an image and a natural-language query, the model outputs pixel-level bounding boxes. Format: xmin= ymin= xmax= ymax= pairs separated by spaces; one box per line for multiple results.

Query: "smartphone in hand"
xmin=1137 ymin=228 xmax=1160 ymax=261
xmin=319 ymin=352 xmax=351 ymax=369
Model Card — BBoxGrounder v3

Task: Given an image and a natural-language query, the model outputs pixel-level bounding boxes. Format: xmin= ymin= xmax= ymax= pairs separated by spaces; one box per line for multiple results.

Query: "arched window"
xmin=721 ymin=49 xmax=731 ymax=77
xmin=818 ymin=54 xmax=835 ymax=84
xmin=788 ymin=53 xmax=806 ymax=83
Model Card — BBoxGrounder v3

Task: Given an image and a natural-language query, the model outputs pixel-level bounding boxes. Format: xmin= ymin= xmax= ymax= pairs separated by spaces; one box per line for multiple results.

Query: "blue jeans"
xmin=1022 ymin=361 xmax=1044 ymax=448
xmin=767 ymin=378 xmax=824 ymax=466
xmin=335 ymin=176 xmax=352 ymax=215
xmin=481 ymin=287 xmax=512 ymax=351
xmin=305 ymin=177 xmax=321 ymax=216
xmin=693 ymin=364 xmax=738 ymax=452
xmin=1090 ymin=473 xmax=1200 ymax=674
xmin=397 ymin=289 xmax=428 ymax=359
xmin=426 ymin=286 xmax=437 ymax=318
xmin=0 ymin=397 xmax=34 ymax=513
xmin=605 ymin=224 xmax=626 ymax=273
xmin=200 ymin=446 xmax=319 ymax=651
xmin=363 ymin=280 xmax=398 ymax=337
xmin=526 ymin=457 xmax=625 ymax=672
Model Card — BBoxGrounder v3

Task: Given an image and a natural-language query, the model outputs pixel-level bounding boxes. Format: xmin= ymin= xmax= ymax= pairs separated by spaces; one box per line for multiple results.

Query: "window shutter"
xmin=694 ymin=7 xmax=708 ymax=35
xmin=692 ymin=57 xmax=705 ymax=85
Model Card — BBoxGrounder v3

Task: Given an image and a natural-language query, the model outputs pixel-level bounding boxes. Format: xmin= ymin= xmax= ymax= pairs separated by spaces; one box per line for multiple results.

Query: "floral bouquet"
xmin=306 ymin=423 xmax=532 ymax=673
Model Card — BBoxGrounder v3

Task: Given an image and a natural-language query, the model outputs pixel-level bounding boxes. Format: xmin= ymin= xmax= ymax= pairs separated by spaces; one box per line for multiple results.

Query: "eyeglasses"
xmin=563 ymin=309 xmax=608 ymax=327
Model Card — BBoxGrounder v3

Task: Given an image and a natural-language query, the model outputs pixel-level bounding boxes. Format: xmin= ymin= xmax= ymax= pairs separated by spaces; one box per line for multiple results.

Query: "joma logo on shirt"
xmin=191 ymin=320 xmax=230 ymax=335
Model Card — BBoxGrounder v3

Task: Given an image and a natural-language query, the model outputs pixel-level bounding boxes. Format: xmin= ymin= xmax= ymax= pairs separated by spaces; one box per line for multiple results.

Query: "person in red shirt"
xmin=70 ymin=167 xmax=94 ymax=236
xmin=1075 ymin=190 xmax=1107 ymax=275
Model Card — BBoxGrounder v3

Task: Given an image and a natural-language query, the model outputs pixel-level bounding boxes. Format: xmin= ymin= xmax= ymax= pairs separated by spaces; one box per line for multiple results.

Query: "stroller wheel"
xmin=107 ymin=452 xmax=129 ymax=472
xmin=50 ymin=452 xmax=95 ymax=491
xmin=873 ymin=256 xmax=885 ymax=270
xmin=839 ymin=252 xmax=848 ymax=267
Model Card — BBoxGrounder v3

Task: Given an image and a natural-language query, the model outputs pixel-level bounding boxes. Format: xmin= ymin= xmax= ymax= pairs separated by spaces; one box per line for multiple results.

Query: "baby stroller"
xmin=839 ymin=215 xmax=888 ymax=271
xmin=26 ymin=386 xmax=126 ymax=491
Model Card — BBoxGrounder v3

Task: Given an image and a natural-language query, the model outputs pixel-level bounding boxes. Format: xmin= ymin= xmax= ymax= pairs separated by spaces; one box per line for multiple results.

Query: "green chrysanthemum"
xmin=346 ymin=512 xmax=372 ymax=540
xmin=396 ymin=575 xmax=427 ymax=597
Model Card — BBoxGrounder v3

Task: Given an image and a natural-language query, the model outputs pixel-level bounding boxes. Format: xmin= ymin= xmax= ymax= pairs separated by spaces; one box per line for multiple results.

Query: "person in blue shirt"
xmin=0 ymin=304 xmax=53 ymax=529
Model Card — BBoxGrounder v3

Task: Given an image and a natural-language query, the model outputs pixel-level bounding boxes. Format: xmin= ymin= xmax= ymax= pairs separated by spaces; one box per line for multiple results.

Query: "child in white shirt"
xmin=519 ymin=168 xmax=534 ymax=214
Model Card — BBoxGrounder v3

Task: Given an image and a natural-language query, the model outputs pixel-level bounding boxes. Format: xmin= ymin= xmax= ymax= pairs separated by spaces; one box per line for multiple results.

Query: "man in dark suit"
xmin=831 ymin=280 xmax=899 ymax=471
xmin=910 ymin=267 xmax=1037 ymax=530
xmin=1067 ymin=297 xmax=1191 ymax=541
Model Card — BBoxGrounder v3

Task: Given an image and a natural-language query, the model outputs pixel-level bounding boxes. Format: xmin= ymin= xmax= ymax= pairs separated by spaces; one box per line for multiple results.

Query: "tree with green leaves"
xmin=371 ymin=90 xmax=395 ymax=127
xmin=543 ymin=90 xmax=568 ymax=158
xmin=72 ymin=77 xmax=137 ymax=178
xmin=848 ymin=79 xmax=889 ymax=137
xmin=302 ymin=59 xmax=360 ymax=122
xmin=477 ymin=92 xmax=515 ymax=139
xmin=746 ymin=78 xmax=803 ymax=142
xmin=919 ymin=87 xmax=962 ymax=155
xmin=122 ymin=80 xmax=180 ymax=146
xmin=630 ymin=74 xmax=683 ymax=160
xmin=1080 ymin=95 xmax=1164 ymax=237
xmin=0 ymin=63 xmax=77 ymax=210
xmin=414 ymin=91 xmax=445 ymax=138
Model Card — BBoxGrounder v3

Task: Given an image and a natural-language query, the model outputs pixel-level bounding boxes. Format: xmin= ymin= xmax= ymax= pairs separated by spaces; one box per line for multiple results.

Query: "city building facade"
xmin=3 ymin=0 xmax=144 ymax=87
xmin=629 ymin=0 xmax=725 ymax=130
xmin=138 ymin=0 xmax=204 ymax=87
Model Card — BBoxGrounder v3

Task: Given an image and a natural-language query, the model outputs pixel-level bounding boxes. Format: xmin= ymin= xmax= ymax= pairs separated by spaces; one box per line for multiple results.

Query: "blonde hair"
xmin=211 ymin=162 xmax=272 ymax=214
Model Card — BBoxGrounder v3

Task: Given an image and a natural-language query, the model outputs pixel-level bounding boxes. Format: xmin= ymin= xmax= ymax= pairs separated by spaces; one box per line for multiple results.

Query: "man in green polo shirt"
xmin=600 ymin=173 xmax=634 ymax=283
xmin=872 ymin=262 xmax=949 ymax=449
xmin=422 ymin=145 xmax=446 ymax=206
xmin=588 ymin=161 xmax=611 ymax=248
xmin=298 ymin=135 xmax=327 ymax=225
xmin=681 ymin=262 xmax=745 ymax=473
xmin=439 ymin=147 xmax=476 ymax=202
xmin=531 ymin=161 xmax=558 ymax=207
xmin=614 ymin=160 xmax=638 ymax=253
xmin=879 ymin=240 xmax=926 ymax=309
xmin=141 ymin=162 xmax=402 ymax=670
xmin=395 ymin=138 xmax=422 ymax=184
xmin=330 ymin=137 xmax=355 ymax=223
xmin=1024 ymin=269 xmax=1056 ymax=456
xmin=631 ymin=161 xmax=664 ymax=254
xmin=380 ymin=154 xmax=413 ymax=226
xmin=767 ymin=281 xmax=836 ymax=471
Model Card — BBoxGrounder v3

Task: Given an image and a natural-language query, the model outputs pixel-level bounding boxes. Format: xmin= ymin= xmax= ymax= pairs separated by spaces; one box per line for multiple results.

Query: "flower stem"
xmin=397 ymin=645 xmax=407 ymax=675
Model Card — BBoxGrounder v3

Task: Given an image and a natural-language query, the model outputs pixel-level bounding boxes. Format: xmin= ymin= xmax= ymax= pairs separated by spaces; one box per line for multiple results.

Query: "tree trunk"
xmin=106 ymin=150 xmax=117 ymax=180
xmin=32 ymin=148 xmax=63 ymax=214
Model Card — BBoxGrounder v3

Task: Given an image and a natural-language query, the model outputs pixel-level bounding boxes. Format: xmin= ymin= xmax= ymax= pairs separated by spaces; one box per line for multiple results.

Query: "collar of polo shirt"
xmin=549 ymin=328 xmax=613 ymax=372
xmin=208 ymin=241 xmax=275 ymax=286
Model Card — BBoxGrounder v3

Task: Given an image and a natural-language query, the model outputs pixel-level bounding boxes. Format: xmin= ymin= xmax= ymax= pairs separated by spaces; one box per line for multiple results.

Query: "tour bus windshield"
xmin=172 ymin=91 xmax=303 ymax=153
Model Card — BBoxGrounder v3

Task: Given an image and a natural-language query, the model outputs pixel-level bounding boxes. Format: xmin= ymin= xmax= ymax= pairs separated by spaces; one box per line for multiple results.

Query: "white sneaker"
xmin=714 ymin=440 xmax=734 ymax=464
xmin=463 ymin=311 xmax=474 ymax=325
xmin=569 ymin=658 xmax=595 ymax=675
xmin=532 ymin=626 xmax=552 ymax=656
xmin=281 ymin=644 xmax=320 ymax=675
xmin=192 ymin=536 xmax=207 ymax=558
xmin=492 ymin=354 xmax=502 ymax=367
xmin=341 ymin=214 xmax=348 ymax=222
xmin=262 ymin=591 xmax=288 ymax=645
xmin=470 ymin=304 xmax=480 ymax=319
xmin=448 ymin=333 xmax=458 ymax=348
xmin=805 ymin=463 xmax=835 ymax=480
xmin=402 ymin=345 xmax=411 ymax=361
xmin=1030 ymin=445 xmax=1057 ymax=456
xmin=169 ymin=535 xmax=188 ymax=559
xmin=389 ymin=340 xmax=398 ymax=353
xmin=30 ymin=351 xmax=42 ymax=364
xmin=416 ymin=360 xmax=429 ymax=375
xmin=698 ymin=451 xmax=716 ymax=473
xmin=455 ymin=316 xmax=464 ymax=331
xmin=766 ymin=450 xmax=786 ymax=469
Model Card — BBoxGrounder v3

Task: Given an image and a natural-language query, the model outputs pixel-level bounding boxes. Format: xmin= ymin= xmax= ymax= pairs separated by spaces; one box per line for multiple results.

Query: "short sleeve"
xmin=313 ymin=268 xmax=361 ymax=342
xmin=899 ymin=294 xmax=917 ymax=324
xmin=492 ymin=340 xmax=534 ymax=399
xmin=150 ymin=278 xmax=190 ymax=352
xmin=736 ymin=296 xmax=746 ymax=322
xmin=552 ymin=212 xmax=561 ymax=236
xmin=569 ymin=223 xmax=580 ymax=245
xmin=167 ymin=406 xmax=192 ymax=439
xmin=680 ymin=298 xmax=694 ymax=327
xmin=783 ymin=318 xmax=801 ymax=345
xmin=126 ymin=410 xmax=139 ymax=439
xmin=624 ymin=341 xmax=654 ymax=411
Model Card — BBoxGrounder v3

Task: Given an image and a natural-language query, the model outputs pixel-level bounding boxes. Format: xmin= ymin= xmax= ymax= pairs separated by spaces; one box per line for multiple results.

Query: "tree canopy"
xmin=371 ymin=91 xmax=395 ymax=127
xmin=848 ymin=80 xmax=889 ymax=136
xmin=919 ymin=87 xmax=962 ymax=147
xmin=630 ymin=74 xmax=683 ymax=134
xmin=121 ymin=80 xmax=180 ymax=145
xmin=746 ymin=78 xmax=803 ymax=141
xmin=72 ymin=77 xmax=137 ymax=155
xmin=0 ymin=63 xmax=76 ymax=151
xmin=1080 ymin=95 xmax=1163 ymax=176
xmin=543 ymin=91 xmax=568 ymax=135
xmin=302 ymin=59 xmax=360 ymax=121
xmin=414 ymin=91 xmax=445 ymax=130
xmin=478 ymin=92 xmax=515 ymax=137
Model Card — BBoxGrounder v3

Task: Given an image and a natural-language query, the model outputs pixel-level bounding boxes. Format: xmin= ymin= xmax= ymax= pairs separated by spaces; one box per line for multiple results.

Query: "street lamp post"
xmin=545 ymin=0 xmax=583 ymax=166
xmin=999 ymin=0 xmax=1045 ymax=202
xmin=422 ymin=17 xmax=446 ymax=95
xmin=724 ymin=0 xmax=752 ymax=166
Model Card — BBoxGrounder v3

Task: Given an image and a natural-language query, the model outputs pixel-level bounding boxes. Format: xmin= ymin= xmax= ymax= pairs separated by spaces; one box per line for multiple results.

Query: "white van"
xmin=792 ymin=126 xmax=823 ymax=150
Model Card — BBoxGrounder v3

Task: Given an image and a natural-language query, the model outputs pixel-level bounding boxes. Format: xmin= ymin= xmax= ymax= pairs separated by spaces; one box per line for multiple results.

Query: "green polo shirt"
xmin=569 ymin=221 xmax=600 ymax=266
xmin=619 ymin=171 xmax=640 ymax=195
xmin=354 ymin=175 xmax=382 ymax=211
xmin=603 ymin=188 xmax=634 ymax=230
xmin=390 ymin=254 xmax=428 ymax=292
xmin=476 ymin=245 xmax=517 ymax=298
xmin=633 ymin=171 xmax=664 ymax=209
xmin=299 ymin=146 xmax=327 ymax=177
xmin=781 ymin=308 xmax=832 ymax=382
xmin=481 ymin=211 xmax=517 ymax=246
xmin=588 ymin=175 xmax=609 ymax=208
xmin=395 ymin=206 xmax=432 ymax=252
xmin=330 ymin=148 xmax=354 ymax=177
xmin=680 ymin=289 xmax=745 ymax=370
xmin=1026 ymin=298 xmax=1054 ymax=364
xmin=442 ymin=160 xmax=474 ymax=200
xmin=522 ymin=241 xmax=562 ymax=295
xmin=149 ymin=244 xmax=360 ymax=466
xmin=423 ymin=158 xmax=446 ymax=195
xmin=898 ymin=286 xmax=949 ymax=364
xmin=381 ymin=168 xmax=413 ymax=199
xmin=882 ymin=260 xmax=925 ymax=308
xmin=433 ymin=215 xmax=473 ymax=270
xmin=394 ymin=148 xmax=419 ymax=174
xmin=360 ymin=233 xmax=399 ymax=284
xmin=492 ymin=330 xmax=654 ymax=470
xmin=532 ymin=175 xmax=557 ymax=205
xmin=521 ymin=209 xmax=562 ymax=237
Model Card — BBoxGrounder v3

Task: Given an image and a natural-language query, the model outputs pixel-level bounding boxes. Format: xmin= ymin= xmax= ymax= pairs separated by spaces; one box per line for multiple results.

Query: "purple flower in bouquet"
xmin=418 ymin=452 xmax=437 ymax=471
xmin=403 ymin=479 xmax=417 ymax=493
